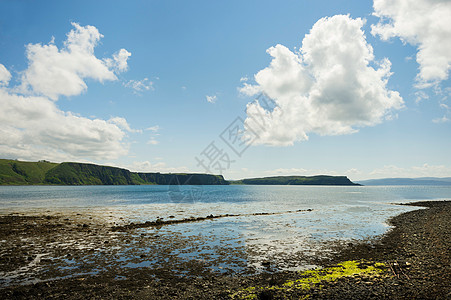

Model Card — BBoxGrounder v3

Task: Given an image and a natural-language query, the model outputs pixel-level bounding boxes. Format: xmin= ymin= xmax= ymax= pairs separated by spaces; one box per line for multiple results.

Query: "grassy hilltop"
xmin=0 ymin=159 xmax=59 ymax=185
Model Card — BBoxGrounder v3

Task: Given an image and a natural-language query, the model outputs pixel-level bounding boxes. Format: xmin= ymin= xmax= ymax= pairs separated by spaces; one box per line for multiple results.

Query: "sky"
xmin=0 ymin=0 xmax=450 ymax=181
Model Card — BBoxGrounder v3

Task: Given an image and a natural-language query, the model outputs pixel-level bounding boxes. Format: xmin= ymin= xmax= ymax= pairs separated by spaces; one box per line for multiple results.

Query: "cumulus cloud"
xmin=206 ymin=95 xmax=217 ymax=103
xmin=431 ymin=88 xmax=451 ymax=122
xmin=144 ymin=125 xmax=160 ymax=145
xmin=241 ymin=15 xmax=403 ymax=146
xmin=0 ymin=88 xmax=128 ymax=161
xmin=124 ymin=78 xmax=154 ymax=94
xmin=147 ymin=139 xmax=159 ymax=145
xmin=108 ymin=117 xmax=141 ymax=133
xmin=0 ymin=64 xmax=11 ymax=86
xmin=371 ymin=0 xmax=451 ymax=87
xmin=146 ymin=125 xmax=160 ymax=132
xmin=20 ymin=22 xmax=130 ymax=100
xmin=0 ymin=24 xmax=134 ymax=161
xmin=414 ymin=90 xmax=429 ymax=104
xmin=105 ymin=49 xmax=131 ymax=73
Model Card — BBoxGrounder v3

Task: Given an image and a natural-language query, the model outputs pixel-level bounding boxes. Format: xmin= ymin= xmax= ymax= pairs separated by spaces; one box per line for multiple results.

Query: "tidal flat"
xmin=0 ymin=201 xmax=449 ymax=299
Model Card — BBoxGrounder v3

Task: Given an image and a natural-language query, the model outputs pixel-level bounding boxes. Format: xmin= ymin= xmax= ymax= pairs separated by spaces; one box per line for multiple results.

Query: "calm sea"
xmin=1 ymin=185 xmax=450 ymax=275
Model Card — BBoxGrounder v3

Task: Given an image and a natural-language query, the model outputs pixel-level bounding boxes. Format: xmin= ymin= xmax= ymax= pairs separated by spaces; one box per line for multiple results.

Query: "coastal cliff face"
xmin=134 ymin=172 xmax=228 ymax=185
xmin=0 ymin=159 xmax=358 ymax=186
xmin=44 ymin=162 xmax=136 ymax=185
xmin=0 ymin=160 xmax=228 ymax=185
xmin=44 ymin=163 xmax=229 ymax=185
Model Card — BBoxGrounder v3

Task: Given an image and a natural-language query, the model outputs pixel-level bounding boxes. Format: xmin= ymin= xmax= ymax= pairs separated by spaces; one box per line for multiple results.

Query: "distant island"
xmin=0 ymin=159 xmax=360 ymax=186
xmin=231 ymin=175 xmax=360 ymax=186
xmin=357 ymin=177 xmax=451 ymax=186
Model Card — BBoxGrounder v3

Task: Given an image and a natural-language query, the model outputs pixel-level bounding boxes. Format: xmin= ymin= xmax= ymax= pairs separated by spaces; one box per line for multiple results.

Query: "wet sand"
xmin=0 ymin=201 xmax=450 ymax=299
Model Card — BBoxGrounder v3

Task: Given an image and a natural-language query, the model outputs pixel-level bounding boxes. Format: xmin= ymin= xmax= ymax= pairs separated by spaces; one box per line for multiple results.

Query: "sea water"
xmin=0 ymin=185 xmax=450 ymax=278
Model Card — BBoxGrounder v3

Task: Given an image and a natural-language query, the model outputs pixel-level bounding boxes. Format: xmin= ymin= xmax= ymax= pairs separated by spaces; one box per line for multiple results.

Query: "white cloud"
xmin=146 ymin=125 xmax=160 ymax=132
xmin=147 ymin=139 xmax=159 ymax=145
xmin=414 ymin=90 xmax=429 ymax=104
xmin=127 ymin=160 xmax=153 ymax=172
xmin=433 ymin=90 xmax=451 ymax=122
xmin=20 ymin=22 xmax=130 ymax=100
xmin=206 ymin=95 xmax=217 ymax=103
xmin=0 ymin=88 xmax=128 ymax=161
xmin=241 ymin=15 xmax=403 ymax=146
xmin=239 ymin=83 xmax=261 ymax=97
xmin=0 ymin=24 xmax=134 ymax=162
xmin=145 ymin=125 xmax=160 ymax=145
xmin=108 ymin=117 xmax=141 ymax=133
xmin=107 ymin=49 xmax=131 ymax=73
xmin=124 ymin=78 xmax=154 ymax=94
xmin=0 ymin=64 xmax=11 ymax=86
xmin=371 ymin=0 xmax=451 ymax=87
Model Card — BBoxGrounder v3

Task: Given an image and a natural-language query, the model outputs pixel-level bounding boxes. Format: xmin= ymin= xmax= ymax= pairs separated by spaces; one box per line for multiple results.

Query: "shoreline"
xmin=310 ymin=200 xmax=451 ymax=299
xmin=0 ymin=200 xmax=449 ymax=299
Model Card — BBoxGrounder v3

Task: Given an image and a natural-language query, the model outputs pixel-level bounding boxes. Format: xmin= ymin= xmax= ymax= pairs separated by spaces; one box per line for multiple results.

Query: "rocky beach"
xmin=0 ymin=200 xmax=450 ymax=299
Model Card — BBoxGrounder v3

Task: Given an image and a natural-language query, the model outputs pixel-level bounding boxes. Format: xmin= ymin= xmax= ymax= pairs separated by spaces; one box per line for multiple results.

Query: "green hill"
xmin=0 ymin=159 xmax=229 ymax=186
xmin=44 ymin=162 xmax=136 ymax=185
xmin=231 ymin=175 xmax=359 ymax=186
xmin=0 ymin=159 xmax=58 ymax=185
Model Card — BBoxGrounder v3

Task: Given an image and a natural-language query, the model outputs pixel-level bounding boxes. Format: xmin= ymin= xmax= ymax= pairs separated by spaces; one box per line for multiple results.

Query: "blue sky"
xmin=0 ymin=0 xmax=450 ymax=180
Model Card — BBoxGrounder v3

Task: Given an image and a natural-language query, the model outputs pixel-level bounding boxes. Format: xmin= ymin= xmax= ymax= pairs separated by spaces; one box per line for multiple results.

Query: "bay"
xmin=0 ymin=185 xmax=450 ymax=279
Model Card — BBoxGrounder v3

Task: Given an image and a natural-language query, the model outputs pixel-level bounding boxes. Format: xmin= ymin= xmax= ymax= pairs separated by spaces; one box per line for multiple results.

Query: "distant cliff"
xmin=231 ymin=175 xmax=360 ymax=186
xmin=132 ymin=172 xmax=227 ymax=185
xmin=0 ymin=159 xmax=228 ymax=185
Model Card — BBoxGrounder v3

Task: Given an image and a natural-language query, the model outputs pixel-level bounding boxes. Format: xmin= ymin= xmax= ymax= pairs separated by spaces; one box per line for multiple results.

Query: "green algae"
xmin=231 ymin=260 xmax=386 ymax=299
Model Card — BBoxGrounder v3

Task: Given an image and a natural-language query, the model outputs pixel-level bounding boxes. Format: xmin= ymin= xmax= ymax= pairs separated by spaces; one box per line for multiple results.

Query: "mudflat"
xmin=0 ymin=201 xmax=449 ymax=299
